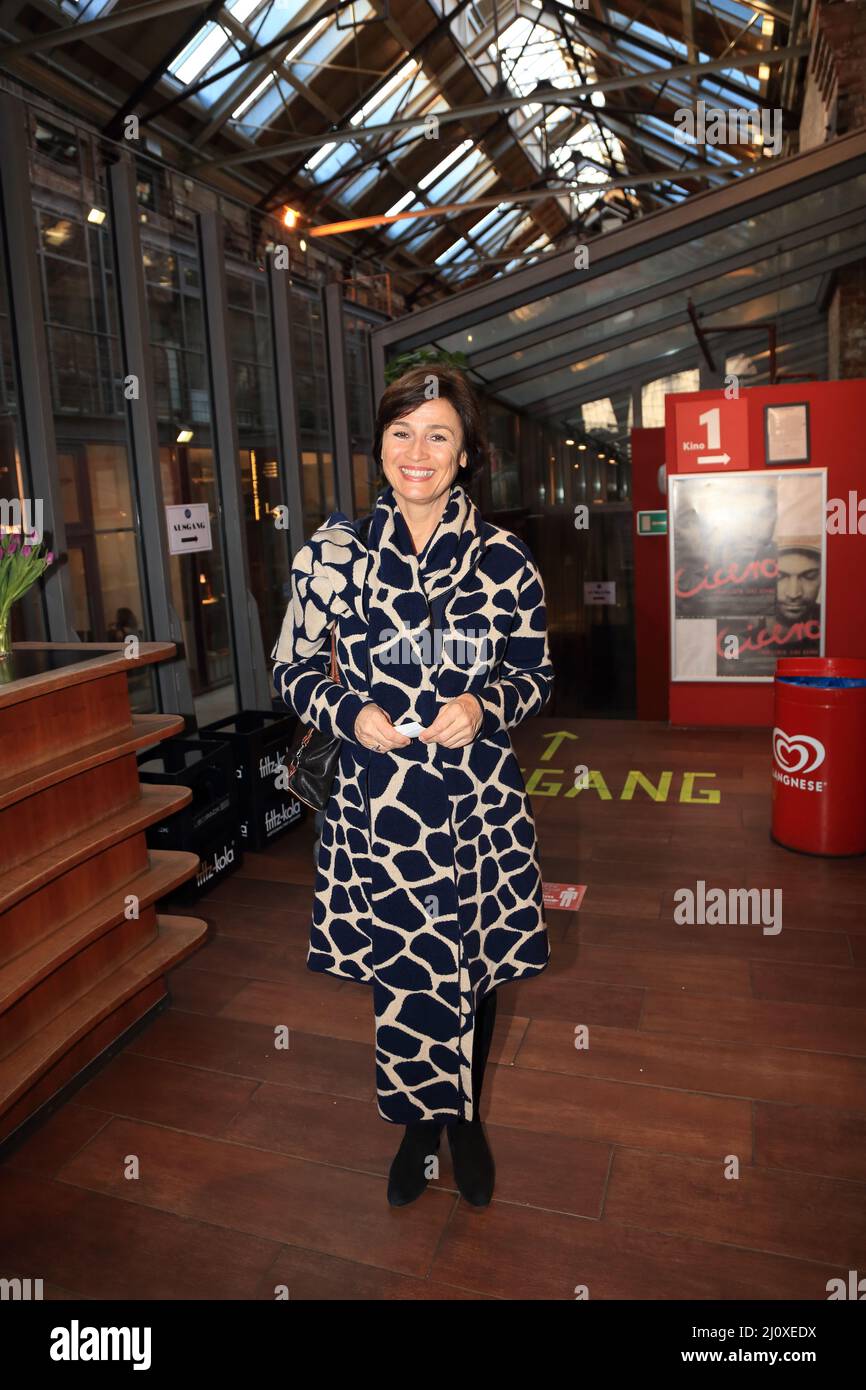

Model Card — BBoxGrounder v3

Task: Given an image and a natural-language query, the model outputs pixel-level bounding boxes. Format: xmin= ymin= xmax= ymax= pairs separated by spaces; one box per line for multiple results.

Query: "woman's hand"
xmin=354 ymin=702 xmax=412 ymax=752
xmin=418 ymin=694 xmax=483 ymax=749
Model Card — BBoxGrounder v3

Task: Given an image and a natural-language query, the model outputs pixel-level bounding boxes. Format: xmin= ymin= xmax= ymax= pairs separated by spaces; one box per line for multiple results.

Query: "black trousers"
xmin=465 ymin=986 xmax=498 ymax=1119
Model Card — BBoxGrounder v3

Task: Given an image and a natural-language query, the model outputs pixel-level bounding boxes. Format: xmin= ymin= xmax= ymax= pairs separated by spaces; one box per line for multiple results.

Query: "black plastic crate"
xmin=173 ymin=821 xmax=244 ymax=901
xmin=197 ymin=709 xmax=306 ymax=850
xmin=137 ymin=737 xmax=239 ymax=850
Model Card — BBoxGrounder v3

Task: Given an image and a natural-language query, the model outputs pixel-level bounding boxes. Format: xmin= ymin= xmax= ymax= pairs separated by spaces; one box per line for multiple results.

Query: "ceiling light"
xmin=299 ymin=237 xmax=307 ymax=252
xmin=761 ymin=16 xmax=774 ymax=36
xmin=758 ymin=63 xmax=771 ymax=82
xmin=384 ymin=189 xmax=415 ymax=218
xmin=282 ymin=206 xmax=300 ymax=230
xmin=177 ymin=429 xmax=193 ymax=444
xmin=87 ymin=207 xmax=106 ymax=226
xmin=578 ymin=442 xmax=587 ymax=451
xmin=565 ymin=438 xmax=575 ymax=445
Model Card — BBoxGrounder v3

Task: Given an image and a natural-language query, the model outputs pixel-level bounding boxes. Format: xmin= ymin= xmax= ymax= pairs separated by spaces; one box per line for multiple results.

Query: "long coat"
xmin=272 ymin=480 xmax=553 ymax=1124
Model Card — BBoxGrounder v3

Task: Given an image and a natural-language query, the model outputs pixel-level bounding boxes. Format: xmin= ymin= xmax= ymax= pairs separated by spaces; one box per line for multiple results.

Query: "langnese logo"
xmin=772 ymin=728 xmax=827 ymax=793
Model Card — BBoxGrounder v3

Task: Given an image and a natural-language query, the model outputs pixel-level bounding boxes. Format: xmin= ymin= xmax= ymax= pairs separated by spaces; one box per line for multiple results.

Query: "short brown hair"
xmin=373 ymin=365 xmax=487 ymax=480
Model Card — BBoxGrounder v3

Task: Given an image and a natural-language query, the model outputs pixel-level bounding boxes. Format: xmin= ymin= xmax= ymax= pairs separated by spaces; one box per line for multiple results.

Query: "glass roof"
xmin=140 ymin=0 xmax=792 ymax=291
xmin=373 ymin=135 xmax=866 ymax=437
xmin=464 ymin=181 xmax=866 ymax=386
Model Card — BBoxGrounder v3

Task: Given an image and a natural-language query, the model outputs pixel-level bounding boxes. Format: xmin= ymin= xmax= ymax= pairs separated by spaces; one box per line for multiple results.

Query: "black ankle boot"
xmin=387 ymin=1120 xmax=443 ymax=1206
xmin=447 ymin=1116 xmax=495 ymax=1206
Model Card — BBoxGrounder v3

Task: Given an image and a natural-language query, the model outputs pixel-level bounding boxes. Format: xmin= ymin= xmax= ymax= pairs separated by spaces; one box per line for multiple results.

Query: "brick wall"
xmin=798 ymin=0 xmax=839 ymax=150
xmin=829 ymin=262 xmax=866 ymax=378
xmin=818 ymin=0 xmax=866 ymax=134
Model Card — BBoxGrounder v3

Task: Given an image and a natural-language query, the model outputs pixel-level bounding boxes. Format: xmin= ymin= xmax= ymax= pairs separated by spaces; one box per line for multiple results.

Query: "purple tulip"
xmin=45 ymin=551 xmax=54 ymax=564
xmin=7 ymin=537 xmax=18 ymax=553
xmin=22 ymin=545 xmax=32 ymax=557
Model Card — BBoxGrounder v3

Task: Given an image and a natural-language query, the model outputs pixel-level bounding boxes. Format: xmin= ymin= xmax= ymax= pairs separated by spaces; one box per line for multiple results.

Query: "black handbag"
xmin=282 ymin=513 xmax=373 ymax=812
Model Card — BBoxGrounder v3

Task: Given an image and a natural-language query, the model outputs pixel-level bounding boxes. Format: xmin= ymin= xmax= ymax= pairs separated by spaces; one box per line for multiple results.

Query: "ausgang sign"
xmin=165 ymin=503 xmax=213 ymax=555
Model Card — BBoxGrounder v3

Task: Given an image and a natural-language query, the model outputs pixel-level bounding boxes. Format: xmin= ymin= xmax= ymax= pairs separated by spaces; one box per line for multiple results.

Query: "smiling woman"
xmin=271 ymin=365 xmax=555 ymax=1209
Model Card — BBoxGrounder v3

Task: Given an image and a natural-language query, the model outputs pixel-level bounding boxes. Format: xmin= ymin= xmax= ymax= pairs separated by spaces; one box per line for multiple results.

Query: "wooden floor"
xmin=2 ymin=716 xmax=866 ymax=1300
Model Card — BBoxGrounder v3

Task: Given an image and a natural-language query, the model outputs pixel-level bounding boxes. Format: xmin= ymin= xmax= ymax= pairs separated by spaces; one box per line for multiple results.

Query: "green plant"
xmin=384 ymin=347 xmax=469 ymax=385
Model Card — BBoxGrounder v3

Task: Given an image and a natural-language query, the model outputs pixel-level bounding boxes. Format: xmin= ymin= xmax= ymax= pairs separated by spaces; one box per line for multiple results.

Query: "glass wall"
xmin=292 ymin=289 xmax=336 ymax=536
xmin=6 ymin=93 xmax=363 ymax=716
xmin=140 ymin=203 xmax=236 ymax=725
xmin=226 ymin=265 xmax=290 ymax=658
xmin=0 ymin=216 xmax=46 ymax=645
xmin=641 ymin=369 xmax=700 ymax=429
xmin=485 ymin=398 xmax=521 ymax=510
xmin=28 ymin=108 xmax=151 ymax=702
xmin=344 ymin=308 xmax=376 ymax=512
xmin=462 ymin=385 xmax=635 ymax=719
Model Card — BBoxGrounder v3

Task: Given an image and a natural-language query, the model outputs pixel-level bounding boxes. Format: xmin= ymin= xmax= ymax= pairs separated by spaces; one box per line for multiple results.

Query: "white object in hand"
xmin=395 ymin=721 xmax=422 ymax=737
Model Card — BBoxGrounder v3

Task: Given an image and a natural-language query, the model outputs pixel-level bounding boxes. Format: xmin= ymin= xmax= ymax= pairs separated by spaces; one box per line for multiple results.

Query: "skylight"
xmin=169 ymin=0 xmax=260 ymax=87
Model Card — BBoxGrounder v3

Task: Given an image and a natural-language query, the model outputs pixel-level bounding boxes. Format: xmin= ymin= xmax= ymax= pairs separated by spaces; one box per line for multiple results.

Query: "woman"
xmin=272 ymin=366 xmax=554 ymax=1208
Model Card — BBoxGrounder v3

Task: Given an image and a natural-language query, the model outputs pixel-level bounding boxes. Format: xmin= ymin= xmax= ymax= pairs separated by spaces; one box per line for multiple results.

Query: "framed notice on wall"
xmin=765 ymin=402 xmax=811 ymax=465
xmin=669 ymin=468 xmax=827 ymax=682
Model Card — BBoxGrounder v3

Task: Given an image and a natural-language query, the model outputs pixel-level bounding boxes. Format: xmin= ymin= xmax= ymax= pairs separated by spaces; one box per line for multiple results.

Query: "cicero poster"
xmin=669 ymin=468 xmax=826 ymax=680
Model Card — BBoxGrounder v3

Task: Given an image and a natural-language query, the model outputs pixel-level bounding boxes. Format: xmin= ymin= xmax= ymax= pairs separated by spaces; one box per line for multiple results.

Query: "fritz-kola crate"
xmin=137 ymin=737 xmax=239 ymax=846
xmin=179 ymin=822 xmax=243 ymax=901
xmin=137 ymin=736 xmax=243 ymax=896
xmin=197 ymin=709 xmax=305 ymax=850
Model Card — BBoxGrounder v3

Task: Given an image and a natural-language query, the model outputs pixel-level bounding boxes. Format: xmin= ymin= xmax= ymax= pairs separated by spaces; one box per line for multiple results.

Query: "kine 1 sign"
xmin=674 ymin=399 xmax=749 ymax=472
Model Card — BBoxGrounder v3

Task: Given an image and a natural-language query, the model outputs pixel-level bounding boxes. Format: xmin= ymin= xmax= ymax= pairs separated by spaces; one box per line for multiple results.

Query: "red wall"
xmin=631 ymin=427 xmax=669 ymax=720
xmin=664 ymin=379 xmax=866 ymax=728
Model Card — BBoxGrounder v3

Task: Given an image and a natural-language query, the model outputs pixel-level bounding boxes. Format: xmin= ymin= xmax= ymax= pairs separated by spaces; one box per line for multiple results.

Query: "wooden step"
xmin=0 ymin=784 xmax=192 ymax=914
xmin=0 ymin=850 xmax=200 ymax=1011
xmin=0 ymin=979 xmax=165 ymax=1148
xmin=0 ymin=714 xmax=185 ymax=811
xmin=0 ymin=914 xmax=207 ymax=1115
xmin=0 ymin=837 xmax=150 ymax=966
xmin=0 ymin=642 xmax=177 ymax=711
xmin=0 ymin=906 xmax=162 ymax=1058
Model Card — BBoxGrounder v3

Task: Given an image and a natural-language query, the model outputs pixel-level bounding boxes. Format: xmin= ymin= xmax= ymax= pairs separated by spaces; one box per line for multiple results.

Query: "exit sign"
xmin=637 ymin=509 xmax=667 ymax=535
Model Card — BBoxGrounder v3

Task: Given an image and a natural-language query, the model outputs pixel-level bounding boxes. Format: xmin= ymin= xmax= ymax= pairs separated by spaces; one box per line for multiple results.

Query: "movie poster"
xmin=669 ymin=468 xmax=826 ymax=681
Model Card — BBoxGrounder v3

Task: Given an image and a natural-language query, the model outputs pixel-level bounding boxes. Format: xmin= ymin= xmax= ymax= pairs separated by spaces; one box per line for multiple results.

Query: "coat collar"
xmin=368 ymin=478 xmax=485 ymax=604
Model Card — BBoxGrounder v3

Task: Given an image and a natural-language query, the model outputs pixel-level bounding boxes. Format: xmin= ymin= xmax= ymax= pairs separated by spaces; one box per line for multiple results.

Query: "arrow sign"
xmin=674 ymin=399 xmax=749 ymax=473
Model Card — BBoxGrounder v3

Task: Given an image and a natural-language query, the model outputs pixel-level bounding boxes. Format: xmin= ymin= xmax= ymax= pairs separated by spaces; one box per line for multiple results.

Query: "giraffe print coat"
xmin=272 ymin=480 xmax=553 ymax=1124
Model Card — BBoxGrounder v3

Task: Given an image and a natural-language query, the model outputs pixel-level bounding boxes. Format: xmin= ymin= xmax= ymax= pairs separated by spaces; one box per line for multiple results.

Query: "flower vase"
xmin=0 ymin=605 xmax=11 ymax=661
